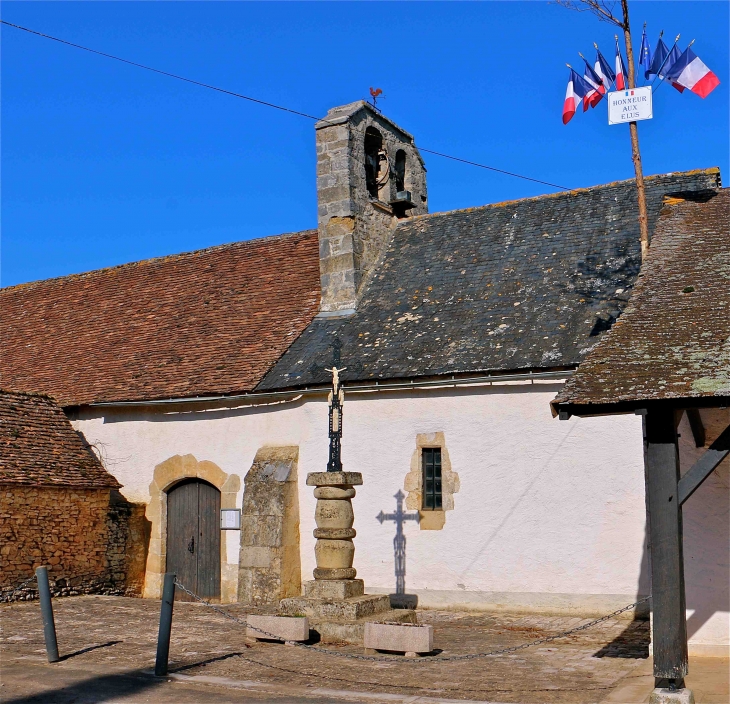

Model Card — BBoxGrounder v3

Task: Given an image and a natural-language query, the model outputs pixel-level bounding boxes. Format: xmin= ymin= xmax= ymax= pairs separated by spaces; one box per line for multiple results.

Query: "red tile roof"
xmin=0 ymin=389 xmax=120 ymax=487
xmin=1 ymin=231 xmax=321 ymax=406
xmin=552 ymin=189 xmax=730 ymax=415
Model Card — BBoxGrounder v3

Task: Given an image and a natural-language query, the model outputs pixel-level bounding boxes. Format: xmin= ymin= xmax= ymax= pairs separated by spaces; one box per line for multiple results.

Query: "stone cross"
xmin=376 ymin=490 xmax=420 ymax=595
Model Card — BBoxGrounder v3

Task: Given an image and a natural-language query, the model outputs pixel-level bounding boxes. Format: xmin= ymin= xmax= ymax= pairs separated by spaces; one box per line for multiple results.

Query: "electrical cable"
xmin=1 ymin=19 xmax=570 ymax=192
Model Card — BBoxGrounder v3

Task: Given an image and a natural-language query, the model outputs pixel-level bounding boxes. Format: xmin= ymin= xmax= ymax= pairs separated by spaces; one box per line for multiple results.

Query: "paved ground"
xmin=0 ymin=595 xmax=727 ymax=704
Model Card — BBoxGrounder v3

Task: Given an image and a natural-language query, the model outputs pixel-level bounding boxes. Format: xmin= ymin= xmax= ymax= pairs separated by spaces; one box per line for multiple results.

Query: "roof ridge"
xmin=399 ymin=167 xmax=721 ymax=224
xmin=2 ymin=228 xmax=318 ymax=293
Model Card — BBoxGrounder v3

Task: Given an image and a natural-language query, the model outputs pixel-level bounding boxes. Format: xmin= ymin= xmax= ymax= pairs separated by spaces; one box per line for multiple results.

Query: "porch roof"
xmin=552 ymin=188 xmax=730 ymax=417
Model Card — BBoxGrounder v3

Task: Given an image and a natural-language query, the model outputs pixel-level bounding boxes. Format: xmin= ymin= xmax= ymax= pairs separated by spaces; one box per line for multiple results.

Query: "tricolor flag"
xmin=639 ymin=25 xmax=652 ymax=80
xmin=647 ymin=37 xmax=668 ymax=81
xmin=581 ymin=58 xmax=605 ymax=110
xmin=665 ymin=45 xmax=721 ymax=98
xmin=563 ymin=68 xmax=591 ymax=124
xmin=614 ymin=37 xmax=627 ymax=90
xmin=667 ymin=43 xmax=690 ymax=92
xmin=595 ymin=47 xmax=615 ymax=90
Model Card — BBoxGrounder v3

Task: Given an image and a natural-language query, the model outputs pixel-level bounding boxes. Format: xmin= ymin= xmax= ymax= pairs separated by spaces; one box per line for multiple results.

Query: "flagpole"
xmin=619 ymin=0 xmax=650 ymax=263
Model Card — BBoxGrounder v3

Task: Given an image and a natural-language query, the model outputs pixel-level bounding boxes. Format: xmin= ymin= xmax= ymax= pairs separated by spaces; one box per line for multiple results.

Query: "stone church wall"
xmin=0 ymin=486 xmax=147 ymax=601
xmin=71 ymin=382 xmax=729 ymax=653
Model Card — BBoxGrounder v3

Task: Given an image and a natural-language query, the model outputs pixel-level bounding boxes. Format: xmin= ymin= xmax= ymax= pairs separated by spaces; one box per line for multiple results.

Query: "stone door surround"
xmin=144 ymin=454 xmax=240 ymax=601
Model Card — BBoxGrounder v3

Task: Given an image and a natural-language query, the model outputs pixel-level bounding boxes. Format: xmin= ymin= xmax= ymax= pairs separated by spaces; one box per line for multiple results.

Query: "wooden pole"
xmin=644 ymin=407 xmax=688 ymax=683
xmin=620 ymin=0 xmax=650 ymax=263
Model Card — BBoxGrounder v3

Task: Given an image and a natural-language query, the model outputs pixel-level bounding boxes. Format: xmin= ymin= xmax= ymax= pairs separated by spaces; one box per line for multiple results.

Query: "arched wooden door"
xmin=166 ymin=479 xmax=220 ymax=601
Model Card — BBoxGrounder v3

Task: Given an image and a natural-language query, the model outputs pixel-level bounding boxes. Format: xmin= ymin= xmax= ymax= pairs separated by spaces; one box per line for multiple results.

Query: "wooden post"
xmin=644 ymin=406 xmax=688 ymax=681
xmin=620 ymin=0 xmax=650 ymax=262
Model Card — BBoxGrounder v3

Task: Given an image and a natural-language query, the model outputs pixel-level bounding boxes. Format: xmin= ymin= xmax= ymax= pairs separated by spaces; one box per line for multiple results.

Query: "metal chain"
xmin=173 ymin=579 xmax=650 ymax=664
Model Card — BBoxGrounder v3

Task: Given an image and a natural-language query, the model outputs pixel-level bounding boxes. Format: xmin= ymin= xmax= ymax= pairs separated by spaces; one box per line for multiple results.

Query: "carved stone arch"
xmin=144 ymin=454 xmax=240 ymax=601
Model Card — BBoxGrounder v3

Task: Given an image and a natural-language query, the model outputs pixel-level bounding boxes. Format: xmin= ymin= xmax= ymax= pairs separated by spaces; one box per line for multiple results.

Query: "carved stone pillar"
xmin=307 ymin=471 xmax=363 ymax=580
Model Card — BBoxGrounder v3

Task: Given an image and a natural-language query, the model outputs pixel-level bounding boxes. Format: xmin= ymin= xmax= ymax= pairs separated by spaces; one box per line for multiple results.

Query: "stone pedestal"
xmin=649 ymin=688 xmax=695 ymax=704
xmin=279 ymin=471 xmax=415 ymax=643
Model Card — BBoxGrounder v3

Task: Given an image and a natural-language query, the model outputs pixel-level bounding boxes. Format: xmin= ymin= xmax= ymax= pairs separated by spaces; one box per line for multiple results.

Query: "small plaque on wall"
xmin=220 ymin=509 xmax=241 ymax=530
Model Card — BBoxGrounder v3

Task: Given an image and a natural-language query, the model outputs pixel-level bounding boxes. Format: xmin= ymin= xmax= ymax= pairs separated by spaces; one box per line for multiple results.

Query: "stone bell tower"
xmin=315 ymin=101 xmax=428 ymax=314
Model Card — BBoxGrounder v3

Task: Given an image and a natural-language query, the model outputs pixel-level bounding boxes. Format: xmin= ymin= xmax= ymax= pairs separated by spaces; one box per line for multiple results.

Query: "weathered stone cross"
xmin=376 ymin=490 xmax=420 ymax=595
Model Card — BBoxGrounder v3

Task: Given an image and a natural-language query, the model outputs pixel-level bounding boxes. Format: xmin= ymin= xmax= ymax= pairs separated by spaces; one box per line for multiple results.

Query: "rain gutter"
xmin=89 ymin=369 xmax=574 ymax=409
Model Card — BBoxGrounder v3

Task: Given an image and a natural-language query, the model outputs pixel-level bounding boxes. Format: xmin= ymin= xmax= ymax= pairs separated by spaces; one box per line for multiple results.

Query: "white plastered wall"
xmin=72 ymin=381 xmax=728 ymax=651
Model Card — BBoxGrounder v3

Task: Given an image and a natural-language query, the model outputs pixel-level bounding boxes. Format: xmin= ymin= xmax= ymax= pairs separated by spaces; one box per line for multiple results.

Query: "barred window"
xmin=422 ymin=448 xmax=442 ymax=510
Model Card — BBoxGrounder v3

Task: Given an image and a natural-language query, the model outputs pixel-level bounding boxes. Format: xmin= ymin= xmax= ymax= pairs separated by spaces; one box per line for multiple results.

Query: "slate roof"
xmin=0 ymin=389 xmax=120 ymax=487
xmin=258 ymin=169 xmax=721 ymax=391
xmin=552 ymin=188 xmax=730 ymax=415
xmin=1 ymin=230 xmax=321 ymax=406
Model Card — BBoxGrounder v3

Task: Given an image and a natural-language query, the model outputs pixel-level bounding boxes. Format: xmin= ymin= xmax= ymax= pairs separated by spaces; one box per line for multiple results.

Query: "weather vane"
xmin=368 ymin=87 xmax=383 ymax=109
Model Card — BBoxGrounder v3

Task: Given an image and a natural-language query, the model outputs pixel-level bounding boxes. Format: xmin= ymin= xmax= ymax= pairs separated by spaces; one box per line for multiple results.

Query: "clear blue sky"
xmin=2 ymin=1 xmax=727 ymax=286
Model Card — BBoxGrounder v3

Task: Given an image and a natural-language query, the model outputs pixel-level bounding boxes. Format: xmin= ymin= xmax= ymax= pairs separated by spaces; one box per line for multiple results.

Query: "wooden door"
xmin=166 ymin=479 xmax=221 ymax=601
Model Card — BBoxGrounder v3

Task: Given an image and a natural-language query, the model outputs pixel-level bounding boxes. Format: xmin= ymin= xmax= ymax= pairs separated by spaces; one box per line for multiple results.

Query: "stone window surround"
xmin=404 ymin=432 xmax=460 ymax=530
xmin=144 ymin=454 xmax=241 ymax=602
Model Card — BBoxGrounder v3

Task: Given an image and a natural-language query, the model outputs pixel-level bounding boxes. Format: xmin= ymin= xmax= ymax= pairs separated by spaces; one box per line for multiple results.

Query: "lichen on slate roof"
xmin=1 ymin=230 xmax=321 ymax=406
xmin=0 ymin=389 xmax=120 ymax=487
xmin=552 ymin=187 xmax=730 ymax=414
xmin=258 ymin=169 xmax=721 ymax=391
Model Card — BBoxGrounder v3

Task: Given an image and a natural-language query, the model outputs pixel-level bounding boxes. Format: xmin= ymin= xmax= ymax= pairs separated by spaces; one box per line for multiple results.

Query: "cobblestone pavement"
xmin=0 ymin=594 xmax=690 ymax=704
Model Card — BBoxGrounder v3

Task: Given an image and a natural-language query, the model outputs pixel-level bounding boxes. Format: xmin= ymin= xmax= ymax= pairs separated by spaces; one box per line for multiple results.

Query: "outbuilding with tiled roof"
xmin=552 ymin=189 xmax=730 ymax=684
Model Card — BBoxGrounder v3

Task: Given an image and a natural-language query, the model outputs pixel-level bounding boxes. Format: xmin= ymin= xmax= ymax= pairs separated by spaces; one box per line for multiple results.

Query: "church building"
xmin=1 ymin=101 xmax=726 ymax=655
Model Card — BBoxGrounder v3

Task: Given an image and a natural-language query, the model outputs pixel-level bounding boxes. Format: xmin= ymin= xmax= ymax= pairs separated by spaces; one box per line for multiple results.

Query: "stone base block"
xmin=306 ymin=471 xmax=363 ymax=487
xmin=304 ymin=579 xmax=364 ymax=600
xmin=364 ymin=622 xmax=433 ymax=654
xmin=313 ymin=609 xmax=417 ymax=644
xmin=246 ymin=614 xmax=309 ymax=642
xmin=280 ymin=593 xmax=390 ymax=621
xmin=649 ymin=688 xmax=695 ymax=704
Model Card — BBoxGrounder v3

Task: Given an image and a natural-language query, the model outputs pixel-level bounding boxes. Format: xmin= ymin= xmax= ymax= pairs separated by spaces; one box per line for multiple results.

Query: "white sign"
xmin=220 ymin=509 xmax=241 ymax=530
xmin=608 ymin=86 xmax=653 ymax=125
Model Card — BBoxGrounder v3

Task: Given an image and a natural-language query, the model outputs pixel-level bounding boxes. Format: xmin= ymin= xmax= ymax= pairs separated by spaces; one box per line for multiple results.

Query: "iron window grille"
xmin=422 ymin=448 xmax=442 ymax=510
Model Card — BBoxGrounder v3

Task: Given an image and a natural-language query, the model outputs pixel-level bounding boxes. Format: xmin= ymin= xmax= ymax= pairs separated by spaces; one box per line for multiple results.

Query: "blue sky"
xmin=2 ymin=1 xmax=728 ymax=286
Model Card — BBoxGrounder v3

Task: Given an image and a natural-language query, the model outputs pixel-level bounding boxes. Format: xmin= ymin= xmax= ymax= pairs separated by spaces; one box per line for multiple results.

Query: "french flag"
xmin=615 ymin=37 xmax=627 ymax=90
xmin=665 ymin=45 xmax=721 ymax=98
xmin=563 ymin=68 xmax=591 ymax=124
xmin=595 ymin=47 xmax=615 ymax=90
xmin=665 ymin=43 xmax=686 ymax=92
xmin=582 ymin=59 xmax=605 ymax=110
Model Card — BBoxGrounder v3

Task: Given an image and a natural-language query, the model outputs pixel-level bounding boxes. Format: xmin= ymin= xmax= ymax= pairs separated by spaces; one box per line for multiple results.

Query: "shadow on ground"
xmin=3 ymin=668 xmax=163 ymax=704
xmin=593 ymin=619 xmax=650 ymax=659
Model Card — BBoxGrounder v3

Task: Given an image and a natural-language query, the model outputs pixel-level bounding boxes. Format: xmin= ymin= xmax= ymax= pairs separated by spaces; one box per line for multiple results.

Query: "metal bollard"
xmin=35 ymin=566 xmax=60 ymax=663
xmin=154 ymin=573 xmax=176 ymax=676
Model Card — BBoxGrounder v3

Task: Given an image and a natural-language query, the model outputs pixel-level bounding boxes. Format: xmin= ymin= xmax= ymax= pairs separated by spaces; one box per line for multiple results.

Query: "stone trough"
xmin=364 ymin=621 xmax=434 ymax=657
xmin=246 ymin=614 xmax=309 ymax=644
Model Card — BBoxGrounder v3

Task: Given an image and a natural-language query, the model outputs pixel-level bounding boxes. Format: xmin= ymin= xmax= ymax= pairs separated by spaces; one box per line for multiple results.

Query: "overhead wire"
xmin=1 ymin=19 xmax=570 ymax=192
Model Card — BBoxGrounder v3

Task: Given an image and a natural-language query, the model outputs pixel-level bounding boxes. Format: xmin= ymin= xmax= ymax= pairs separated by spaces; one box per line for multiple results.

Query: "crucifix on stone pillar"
xmin=325 ymin=338 xmax=346 ymax=473
xmin=377 ymin=490 xmax=420 ymax=598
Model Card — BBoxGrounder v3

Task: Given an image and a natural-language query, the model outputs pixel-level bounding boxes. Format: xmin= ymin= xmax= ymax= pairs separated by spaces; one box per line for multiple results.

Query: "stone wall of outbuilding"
xmin=0 ymin=485 xmax=148 ymax=601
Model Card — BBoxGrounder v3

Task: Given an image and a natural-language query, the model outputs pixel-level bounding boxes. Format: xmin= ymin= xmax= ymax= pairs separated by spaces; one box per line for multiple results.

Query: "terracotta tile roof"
xmin=0 ymin=389 xmax=120 ymax=487
xmin=259 ymin=169 xmax=721 ymax=390
xmin=552 ymin=188 xmax=730 ymax=415
xmin=1 ymin=231 xmax=321 ymax=406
